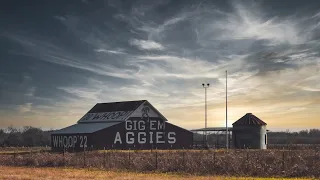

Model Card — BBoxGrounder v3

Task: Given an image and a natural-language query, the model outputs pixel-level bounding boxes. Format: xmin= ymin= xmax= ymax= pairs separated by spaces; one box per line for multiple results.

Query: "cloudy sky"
xmin=0 ymin=0 xmax=319 ymax=131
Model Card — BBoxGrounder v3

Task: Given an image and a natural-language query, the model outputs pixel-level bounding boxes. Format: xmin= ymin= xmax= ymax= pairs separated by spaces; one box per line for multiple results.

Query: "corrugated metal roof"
xmin=88 ymin=100 xmax=146 ymax=113
xmin=232 ymin=113 xmax=267 ymax=126
xmin=51 ymin=122 xmax=121 ymax=134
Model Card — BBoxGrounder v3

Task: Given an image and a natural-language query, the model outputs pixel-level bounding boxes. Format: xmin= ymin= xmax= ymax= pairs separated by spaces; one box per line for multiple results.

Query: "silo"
xmin=232 ymin=113 xmax=267 ymax=149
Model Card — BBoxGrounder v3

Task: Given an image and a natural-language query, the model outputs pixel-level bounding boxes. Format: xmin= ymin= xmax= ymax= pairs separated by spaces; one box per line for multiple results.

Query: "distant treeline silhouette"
xmin=268 ymin=129 xmax=320 ymax=144
xmin=0 ymin=126 xmax=319 ymax=147
xmin=0 ymin=126 xmax=51 ymax=147
xmin=194 ymin=129 xmax=320 ymax=147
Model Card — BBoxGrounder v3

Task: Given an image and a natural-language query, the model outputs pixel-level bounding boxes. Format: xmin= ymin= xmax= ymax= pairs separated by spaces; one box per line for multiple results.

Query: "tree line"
xmin=0 ymin=126 xmax=51 ymax=147
xmin=194 ymin=129 xmax=320 ymax=146
xmin=267 ymin=129 xmax=320 ymax=144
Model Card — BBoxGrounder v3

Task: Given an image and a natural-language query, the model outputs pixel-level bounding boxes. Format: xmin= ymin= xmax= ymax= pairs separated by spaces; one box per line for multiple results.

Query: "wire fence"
xmin=0 ymin=148 xmax=319 ymax=177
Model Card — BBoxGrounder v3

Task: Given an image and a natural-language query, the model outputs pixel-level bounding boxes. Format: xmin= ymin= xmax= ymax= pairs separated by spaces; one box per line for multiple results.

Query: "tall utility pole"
xmin=226 ymin=70 xmax=228 ymax=149
xmin=202 ymin=83 xmax=210 ymax=146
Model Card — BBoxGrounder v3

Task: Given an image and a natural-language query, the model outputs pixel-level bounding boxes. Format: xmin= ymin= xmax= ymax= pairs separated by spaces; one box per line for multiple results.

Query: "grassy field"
xmin=0 ymin=166 xmax=316 ymax=180
xmin=0 ymin=149 xmax=319 ymax=178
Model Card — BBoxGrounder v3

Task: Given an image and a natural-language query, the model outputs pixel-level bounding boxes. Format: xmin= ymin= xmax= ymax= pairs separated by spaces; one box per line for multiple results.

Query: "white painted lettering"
xmin=150 ymin=120 xmax=156 ymax=130
xmin=59 ymin=136 xmax=63 ymax=148
xmin=109 ymin=111 xmax=121 ymax=119
xmin=138 ymin=121 xmax=145 ymax=130
xmin=168 ymin=132 xmax=176 ymax=144
xmin=63 ymin=136 xmax=68 ymax=148
xmin=125 ymin=121 xmax=132 ymax=130
xmin=101 ymin=112 xmax=111 ymax=120
xmin=83 ymin=113 xmax=94 ymax=121
xmin=126 ymin=132 xmax=134 ymax=144
xmin=79 ymin=111 xmax=134 ymax=122
xmin=92 ymin=113 xmax=101 ymax=120
xmin=114 ymin=132 xmax=122 ymax=144
xmin=83 ymin=136 xmax=87 ymax=148
xmin=133 ymin=120 xmax=137 ymax=130
xmin=53 ymin=136 xmax=58 ymax=147
xmin=80 ymin=136 xmax=83 ymax=147
xmin=68 ymin=136 xmax=73 ymax=147
xmin=138 ymin=132 xmax=146 ymax=144
xmin=149 ymin=132 xmax=154 ymax=143
xmin=73 ymin=136 xmax=77 ymax=147
xmin=156 ymin=132 xmax=165 ymax=143
xmin=158 ymin=121 xmax=165 ymax=130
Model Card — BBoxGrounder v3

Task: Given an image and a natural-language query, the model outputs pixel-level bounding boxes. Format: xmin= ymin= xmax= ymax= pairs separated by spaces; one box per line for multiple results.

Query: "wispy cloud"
xmin=4 ymin=33 xmax=135 ymax=80
xmin=94 ymin=48 xmax=127 ymax=54
xmin=53 ymin=16 xmax=66 ymax=21
xmin=18 ymin=103 xmax=32 ymax=113
xmin=133 ymin=55 xmax=221 ymax=79
xmin=25 ymin=87 xmax=36 ymax=97
xmin=129 ymin=39 xmax=164 ymax=50
xmin=2 ymin=0 xmax=320 ymax=130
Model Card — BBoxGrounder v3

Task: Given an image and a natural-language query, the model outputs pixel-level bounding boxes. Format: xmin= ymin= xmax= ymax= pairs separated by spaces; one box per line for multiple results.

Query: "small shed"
xmin=232 ymin=113 xmax=267 ymax=149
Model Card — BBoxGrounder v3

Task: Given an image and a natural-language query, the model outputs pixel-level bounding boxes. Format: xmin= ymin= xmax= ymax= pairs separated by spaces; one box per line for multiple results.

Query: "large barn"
xmin=51 ymin=100 xmax=193 ymax=151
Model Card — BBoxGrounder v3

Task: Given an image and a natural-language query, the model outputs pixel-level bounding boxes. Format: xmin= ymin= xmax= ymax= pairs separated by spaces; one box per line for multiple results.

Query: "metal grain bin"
xmin=232 ymin=113 xmax=267 ymax=149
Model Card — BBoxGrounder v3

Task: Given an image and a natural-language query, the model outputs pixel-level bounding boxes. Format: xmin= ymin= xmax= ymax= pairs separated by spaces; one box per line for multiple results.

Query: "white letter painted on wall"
xmin=158 ymin=121 xmax=165 ymax=130
xmin=168 ymin=132 xmax=176 ymax=144
xmin=150 ymin=120 xmax=156 ymax=130
xmin=126 ymin=132 xmax=134 ymax=144
xmin=156 ymin=132 xmax=165 ymax=143
xmin=149 ymin=132 xmax=154 ymax=143
xmin=114 ymin=132 xmax=122 ymax=144
xmin=125 ymin=121 xmax=132 ymax=130
xmin=138 ymin=132 xmax=146 ymax=144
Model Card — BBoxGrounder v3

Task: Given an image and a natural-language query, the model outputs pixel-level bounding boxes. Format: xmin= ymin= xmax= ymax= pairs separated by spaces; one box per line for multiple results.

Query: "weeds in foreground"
xmin=0 ymin=149 xmax=319 ymax=178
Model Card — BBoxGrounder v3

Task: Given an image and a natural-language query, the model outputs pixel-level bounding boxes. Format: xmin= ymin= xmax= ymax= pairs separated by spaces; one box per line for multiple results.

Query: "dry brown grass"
xmin=0 ymin=166 xmax=315 ymax=180
xmin=0 ymin=149 xmax=319 ymax=178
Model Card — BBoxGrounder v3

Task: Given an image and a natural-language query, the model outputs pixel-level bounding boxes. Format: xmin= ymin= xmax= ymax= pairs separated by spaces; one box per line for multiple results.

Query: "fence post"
xmin=213 ymin=151 xmax=216 ymax=168
xmin=246 ymin=151 xmax=249 ymax=170
xmin=103 ymin=147 xmax=106 ymax=168
xmin=83 ymin=147 xmax=86 ymax=168
xmin=108 ymin=150 xmax=111 ymax=169
xmin=128 ymin=148 xmax=131 ymax=169
xmin=282 ymin=151 xmax=285 ymax=172
xmin=155 ymin=148 xmax=158 ymax=170
xmin=63 ymin=148 xmax=65 ymax=167
xmin=182 ymin=147 xmax=185 ymax=171
xmin=316 ymin=148 xmax=318 ymax=162
xmin=13 ymin=150 xmax=16 ymax=166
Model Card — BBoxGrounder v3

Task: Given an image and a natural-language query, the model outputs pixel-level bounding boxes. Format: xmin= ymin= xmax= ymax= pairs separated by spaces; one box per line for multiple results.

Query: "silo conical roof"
xmin=232 ymin=113 xmax=267 ymax=126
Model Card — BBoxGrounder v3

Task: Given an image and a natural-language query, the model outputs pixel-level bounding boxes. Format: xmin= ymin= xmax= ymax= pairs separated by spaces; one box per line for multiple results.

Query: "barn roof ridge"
xmin=95 ymin=99 xmax=147 ymax=105
xmin=87 ymin=100 xmax=146 ymax=114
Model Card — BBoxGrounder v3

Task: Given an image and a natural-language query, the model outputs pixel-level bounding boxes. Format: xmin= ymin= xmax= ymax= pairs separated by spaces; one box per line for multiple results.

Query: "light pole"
xmin=202 ymin=83 xmax=210 ymax=146
xmin=226 ymin=70 xmax=228 ymax=149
